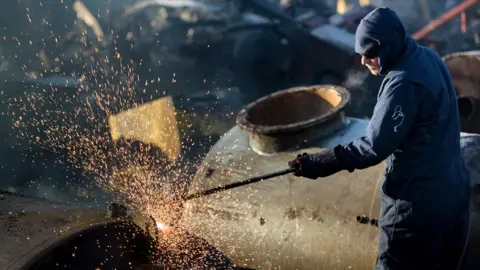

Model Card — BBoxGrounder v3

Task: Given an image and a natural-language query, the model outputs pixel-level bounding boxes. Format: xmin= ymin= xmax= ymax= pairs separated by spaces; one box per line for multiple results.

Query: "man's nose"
xmin=361 ymin=55 xmax=367 ymax=65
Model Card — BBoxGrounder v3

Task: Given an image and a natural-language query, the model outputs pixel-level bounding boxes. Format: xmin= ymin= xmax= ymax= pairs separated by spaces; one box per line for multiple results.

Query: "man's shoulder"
xmin=417 ymin=44 xmax=443 ymax=59
xmin=385 ymin=70 xmax=408 ymax=81
xmin=383 ymin=70 xmax=411 ymax=89
xmin=389 ymin=48 xmax=444 ymax=88
xmin=378 ymin=72 xmax=416 ymax=98
xmin=394 ymin=44 xmax=443 ymax=75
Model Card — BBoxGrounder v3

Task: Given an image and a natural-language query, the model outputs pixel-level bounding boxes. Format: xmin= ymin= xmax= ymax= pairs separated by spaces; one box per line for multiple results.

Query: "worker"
xmin=288 ymin=7 xmax=471 ymax=270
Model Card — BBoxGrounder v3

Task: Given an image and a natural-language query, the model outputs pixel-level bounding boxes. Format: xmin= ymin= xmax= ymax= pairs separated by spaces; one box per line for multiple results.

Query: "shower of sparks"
xmin=1 ymin=1 xmax=240 ymax=268
xmin=7 ymin=58 xmax=193 ymax=217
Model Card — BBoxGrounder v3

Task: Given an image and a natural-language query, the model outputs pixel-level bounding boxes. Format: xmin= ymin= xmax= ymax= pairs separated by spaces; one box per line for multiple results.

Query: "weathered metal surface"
xmin=183 ymin=118 xmax=385 ymax=270
xmin=0 ymin=191 xmax=114 ymax=269
xmin=236 ymin=85 xmax=350 ymax=155
xmin=183 ymin=121 xmax=480 ymax=269
xmin=0 ymin=191 xmax=243 ymax=270
xmin=443 ymin=51 xmax=480 ymax=133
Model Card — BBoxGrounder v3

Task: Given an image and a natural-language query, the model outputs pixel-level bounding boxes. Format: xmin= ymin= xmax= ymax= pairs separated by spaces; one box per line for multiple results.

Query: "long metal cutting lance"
xmin=183 ymin=168 xmax=297 ymax=201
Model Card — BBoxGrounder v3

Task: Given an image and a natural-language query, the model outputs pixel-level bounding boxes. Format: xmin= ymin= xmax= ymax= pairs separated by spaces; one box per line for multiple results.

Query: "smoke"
xmin=343 ymin=69 xmax=370 ymax=90
xmin=340 ymin=68 xmax=381 ymax=118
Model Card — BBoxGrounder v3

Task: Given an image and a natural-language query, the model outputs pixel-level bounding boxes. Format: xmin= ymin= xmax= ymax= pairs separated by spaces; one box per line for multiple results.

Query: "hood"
xmin=355 ymin=7 xmax=407 ymax=75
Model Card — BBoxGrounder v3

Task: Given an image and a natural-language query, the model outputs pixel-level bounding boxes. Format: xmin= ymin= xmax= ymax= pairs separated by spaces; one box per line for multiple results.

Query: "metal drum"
xmin=443 ymin=51 xmax=480 ymax=134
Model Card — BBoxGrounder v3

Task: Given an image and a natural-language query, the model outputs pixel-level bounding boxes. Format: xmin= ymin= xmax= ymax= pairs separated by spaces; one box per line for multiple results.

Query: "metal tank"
xmin=0 ymin=191 xmax=243 ymax=270
xmin=0 ymin=191 xmax=151 ymax=270
xmin=182 ymin=85 xmax=480 ymax=269
xmin=443 ymin=50 xmax=480 ymax=134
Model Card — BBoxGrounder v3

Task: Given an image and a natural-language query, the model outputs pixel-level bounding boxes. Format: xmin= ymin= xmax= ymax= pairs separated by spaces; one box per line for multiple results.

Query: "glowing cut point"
xmin=156 ymin=222 xmax=168 ymax=231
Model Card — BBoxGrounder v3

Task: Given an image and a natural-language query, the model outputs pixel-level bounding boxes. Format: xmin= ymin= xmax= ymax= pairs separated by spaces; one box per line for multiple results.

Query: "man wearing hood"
xmin=289 ymin=7 xmax=471 ymax=270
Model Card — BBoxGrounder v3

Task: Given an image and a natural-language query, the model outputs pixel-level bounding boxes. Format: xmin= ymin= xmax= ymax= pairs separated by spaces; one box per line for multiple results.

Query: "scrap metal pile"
xmin=10 ymin=0 xmax=382 ymax=112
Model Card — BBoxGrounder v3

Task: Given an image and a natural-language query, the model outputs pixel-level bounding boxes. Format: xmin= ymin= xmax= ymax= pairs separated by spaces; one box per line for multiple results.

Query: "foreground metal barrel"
xmin=183 ymin=85 xmax=480 ymax=269
xmin=0 ymin=191 xmax=239 ymax=270
xmin=0 ymin=192 xmax=147 ymax=270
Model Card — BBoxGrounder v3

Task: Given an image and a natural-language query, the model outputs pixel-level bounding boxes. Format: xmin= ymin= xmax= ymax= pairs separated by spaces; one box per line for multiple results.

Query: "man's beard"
xmin=366 ymin=65 xmax=379 ymax=76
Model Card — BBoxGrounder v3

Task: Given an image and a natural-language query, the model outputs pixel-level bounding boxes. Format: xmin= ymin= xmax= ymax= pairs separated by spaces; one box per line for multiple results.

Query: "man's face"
xmin=361 ymin=55 xmax=380 ymax=76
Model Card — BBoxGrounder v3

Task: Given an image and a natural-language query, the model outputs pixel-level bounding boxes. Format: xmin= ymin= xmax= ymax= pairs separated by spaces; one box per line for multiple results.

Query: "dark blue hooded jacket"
xmin=339 ymin=8 xmax=470 ymax=219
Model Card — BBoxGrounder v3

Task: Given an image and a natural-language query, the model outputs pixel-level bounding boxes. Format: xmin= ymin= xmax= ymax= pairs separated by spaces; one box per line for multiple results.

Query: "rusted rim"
xmin=442 ymin=51 xmax=480 ymax=84
xmin=236 ymin=85 xmax=350 ymax=135
xmin=442 ymin=50 xmax=480 ymax=62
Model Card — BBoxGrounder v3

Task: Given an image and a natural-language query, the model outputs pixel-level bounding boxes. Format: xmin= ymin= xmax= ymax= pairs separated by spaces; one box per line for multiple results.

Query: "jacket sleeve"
xmin=338 ymin=80 xmax=422 ymax=170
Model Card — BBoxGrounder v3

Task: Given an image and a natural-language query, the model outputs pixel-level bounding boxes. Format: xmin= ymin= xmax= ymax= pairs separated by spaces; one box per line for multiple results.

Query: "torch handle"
xmin=183 ymin=168 xmax=296 ymax=201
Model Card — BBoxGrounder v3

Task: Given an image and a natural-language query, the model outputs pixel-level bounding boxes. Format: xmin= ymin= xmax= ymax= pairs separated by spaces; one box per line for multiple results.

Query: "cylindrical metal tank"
xmin=0 ymin=192 xmax=144 ymax=270
xmin=0 ymin=191 xmax=240 ymax=270
xmin=182 ymin=85 xmax=480 ymax=269
xmin=443 ymin=51 xmax=480 ymax=134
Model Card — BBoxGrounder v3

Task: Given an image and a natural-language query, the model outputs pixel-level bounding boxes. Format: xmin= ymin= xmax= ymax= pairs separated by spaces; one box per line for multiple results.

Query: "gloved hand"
xmin=288 ymin=146 xmax=353 ymax=179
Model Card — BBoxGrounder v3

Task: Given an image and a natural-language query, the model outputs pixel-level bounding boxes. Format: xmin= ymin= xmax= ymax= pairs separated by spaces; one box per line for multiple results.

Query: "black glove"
xmin=288 ymin=145 xmax=353 ymax=179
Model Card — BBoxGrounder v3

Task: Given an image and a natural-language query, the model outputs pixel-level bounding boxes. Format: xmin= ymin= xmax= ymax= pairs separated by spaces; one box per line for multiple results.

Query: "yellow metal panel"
xmin=108 ymin=96 xmax=180 ymax=162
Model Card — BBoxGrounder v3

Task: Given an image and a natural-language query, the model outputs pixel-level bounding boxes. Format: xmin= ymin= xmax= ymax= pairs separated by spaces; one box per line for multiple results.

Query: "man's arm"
xmin=338 ymin=80 xmax=422 ymax=170
xmin=289 ymin=79 xmax=423 ymax=179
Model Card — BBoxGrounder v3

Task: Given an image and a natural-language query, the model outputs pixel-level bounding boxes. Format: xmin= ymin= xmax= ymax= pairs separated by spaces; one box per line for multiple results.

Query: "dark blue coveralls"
xmin=290 ymin=7 xmax=471 ymax=270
